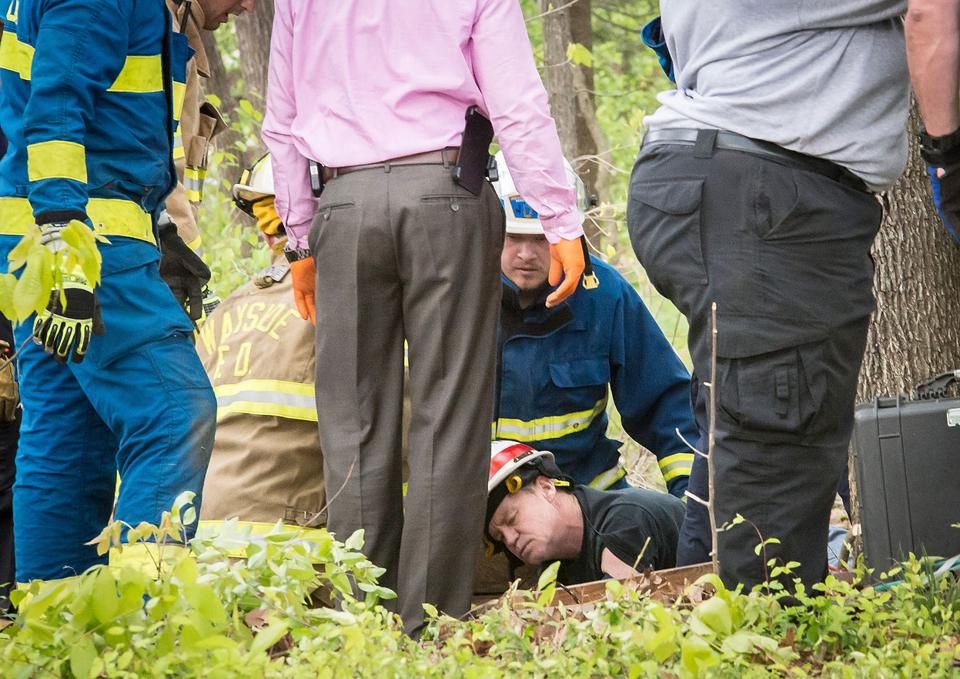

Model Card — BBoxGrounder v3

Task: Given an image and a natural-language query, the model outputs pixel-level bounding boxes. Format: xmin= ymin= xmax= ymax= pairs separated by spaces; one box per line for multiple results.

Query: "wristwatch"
xmin=919 ymin=126 xmax=960 ymax=168
xmin=283 ymin=247 xmax=311 ymax=263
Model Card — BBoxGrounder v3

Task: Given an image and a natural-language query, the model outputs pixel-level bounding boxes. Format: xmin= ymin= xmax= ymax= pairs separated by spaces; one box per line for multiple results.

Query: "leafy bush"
xmin=2 ymin=497 xmax=958 ymax=677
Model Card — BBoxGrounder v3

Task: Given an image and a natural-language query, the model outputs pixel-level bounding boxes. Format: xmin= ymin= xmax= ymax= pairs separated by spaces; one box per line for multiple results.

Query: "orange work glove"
xmin=289 ymin=258 xmax=317 ymax=325
xmin=546 ymin=237 xmax=586 ymax=308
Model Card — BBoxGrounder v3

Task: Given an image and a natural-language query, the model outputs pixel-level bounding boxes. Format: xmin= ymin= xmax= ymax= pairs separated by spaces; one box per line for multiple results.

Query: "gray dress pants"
xmin=627 ymin=135 xmax=880 ymax=591
xmin=308 ymin=164 xmax=504 ymax=632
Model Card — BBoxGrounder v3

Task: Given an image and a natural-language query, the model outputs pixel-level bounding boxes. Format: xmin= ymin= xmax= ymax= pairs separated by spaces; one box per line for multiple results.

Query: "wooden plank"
xmin=467 ymin=562 xmax=715 ymax=618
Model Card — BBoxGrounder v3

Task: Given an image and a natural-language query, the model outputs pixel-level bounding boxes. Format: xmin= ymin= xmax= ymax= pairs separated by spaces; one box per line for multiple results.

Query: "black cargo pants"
xmin=627 ymin=133 xmax=880 ymax=590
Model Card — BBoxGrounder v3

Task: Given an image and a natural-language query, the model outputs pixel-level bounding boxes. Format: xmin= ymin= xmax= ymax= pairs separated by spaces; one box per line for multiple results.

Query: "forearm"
xmin=262 ymin=0 xmax=313 ymax=249
xmin=907 ymin=0 xmax=960 ymax=136
xmin=24 ymin=1 xmax=126 ymax=222
xmin=472 ymin=0 xmax=583 ymax=244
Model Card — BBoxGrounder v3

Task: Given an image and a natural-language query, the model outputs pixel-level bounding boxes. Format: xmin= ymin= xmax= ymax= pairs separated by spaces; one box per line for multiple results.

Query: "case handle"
xmin=913 ymin=370 xmax=960 ymax=400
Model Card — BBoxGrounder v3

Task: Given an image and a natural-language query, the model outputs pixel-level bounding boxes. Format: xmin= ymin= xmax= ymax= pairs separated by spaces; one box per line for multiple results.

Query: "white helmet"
xmin=488 ymin=440 xmax=556 ymax=494
xmin=492 ymin=151 xmax=588 ymax=235
xmin=233 ymin=153 xmax=275 ymax=215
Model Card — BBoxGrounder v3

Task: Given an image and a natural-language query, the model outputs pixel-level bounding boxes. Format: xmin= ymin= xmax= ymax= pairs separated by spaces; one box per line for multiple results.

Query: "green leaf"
xmin=537 ymin=561 xmax=561 ymax=591
xmin=206 ymin=93 xmax=222 ymax=108
xmin=344 ymin=529 xmax=365 ymax=552
xmin=566 ymin=42 xmax=593 ymax=68
xmin=7 ymin=226 xmax=41 ymax=273
xmin=0 ymin=274 xmax=16 ymax=319
xmin=680 ymin=635 xmax=717 ymax=676
xmin=92 ymin=568 xmax=119 ymax=624
xmin=13 ymin=247 xmax=53 ymax=321
xmin=694 ymin=596 xmax=732 ymax=636
xmin=249 ymin=620 xmax=289 ymax=656
xmin=59 ymin=220 xmax=102 ymax=286
xmin=69 ymin=637 xmax=96 ymax=679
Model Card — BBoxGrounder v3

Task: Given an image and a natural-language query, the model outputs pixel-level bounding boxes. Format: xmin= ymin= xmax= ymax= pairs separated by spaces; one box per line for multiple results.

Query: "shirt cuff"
xmin=540 ymin=212 xmax=585 ymax=244
xmin=284 ymin=221 xmax=312 ymax=250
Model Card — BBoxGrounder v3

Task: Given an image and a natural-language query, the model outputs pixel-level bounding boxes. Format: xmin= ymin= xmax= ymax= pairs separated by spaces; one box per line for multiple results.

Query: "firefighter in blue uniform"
xmin=0 ymin=0 xmax=216 ymax=582
xmin=492 ymin=153 xmax=696 ymax=498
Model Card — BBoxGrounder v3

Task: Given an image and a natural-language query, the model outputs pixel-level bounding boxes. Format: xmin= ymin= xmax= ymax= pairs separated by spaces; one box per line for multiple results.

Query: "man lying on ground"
xmin=484 ymin=441 xmax=685 ymax=585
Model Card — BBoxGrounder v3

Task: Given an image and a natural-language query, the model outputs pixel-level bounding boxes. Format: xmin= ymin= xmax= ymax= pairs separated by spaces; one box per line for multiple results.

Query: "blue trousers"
xmin=1 ymin=238 xmax=215 ymax=582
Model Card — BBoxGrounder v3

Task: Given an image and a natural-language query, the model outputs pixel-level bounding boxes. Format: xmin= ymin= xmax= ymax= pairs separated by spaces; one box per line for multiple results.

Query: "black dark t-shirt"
xmin=559 ymin=485 xmax=685 ymax=585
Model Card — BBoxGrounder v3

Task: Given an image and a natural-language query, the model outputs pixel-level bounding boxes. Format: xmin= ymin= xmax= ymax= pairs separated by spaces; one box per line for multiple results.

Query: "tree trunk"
xmin=233 ymin=0 xmax=274 ymax=108
xmin=569 ymin=0 xmax=602 ymax=245
xmin=540 ymin=1 xmax=577 ymax=160
xmin=199 ymin=28 xmax=244 ymax=161
xmin=860 ymin=109 xmax=960 ymax=399
xmin=849 ymin=105 xmax=960 ymax=553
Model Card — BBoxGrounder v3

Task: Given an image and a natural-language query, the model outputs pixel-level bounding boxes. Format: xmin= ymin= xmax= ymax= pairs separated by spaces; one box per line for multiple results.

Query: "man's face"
xmin=196 ymin=0 xmax=254 ymax=29
xmin=501 ymin=233 xmax=550 ymax=292
xmin=488 ymin=479 xmax=564 ymax=565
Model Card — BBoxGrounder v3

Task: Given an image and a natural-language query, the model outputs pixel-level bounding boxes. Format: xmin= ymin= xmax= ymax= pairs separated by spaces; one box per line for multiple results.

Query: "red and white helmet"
xmin=488 ymin=440 xmax=556 ymax=494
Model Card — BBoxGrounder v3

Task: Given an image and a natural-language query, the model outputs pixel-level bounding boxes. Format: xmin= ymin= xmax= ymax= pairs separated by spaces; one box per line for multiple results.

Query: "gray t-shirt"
xmin=645 ymin=1 xmax=910 ymax=192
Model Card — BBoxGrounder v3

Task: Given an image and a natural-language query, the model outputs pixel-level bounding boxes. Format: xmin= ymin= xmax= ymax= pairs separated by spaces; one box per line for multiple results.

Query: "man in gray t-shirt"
xmin=627 ymin=2 xmax=909 ymax=591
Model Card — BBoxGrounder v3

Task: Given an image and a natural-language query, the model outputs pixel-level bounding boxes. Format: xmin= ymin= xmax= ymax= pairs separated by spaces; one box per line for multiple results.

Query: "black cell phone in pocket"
xmin=453 ymin=105 xmax=494 ymax=196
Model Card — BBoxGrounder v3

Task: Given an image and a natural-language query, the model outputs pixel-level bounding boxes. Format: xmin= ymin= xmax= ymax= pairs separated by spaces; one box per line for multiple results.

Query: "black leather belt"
xmin=642 ymin=128 xmax=870 ymax=194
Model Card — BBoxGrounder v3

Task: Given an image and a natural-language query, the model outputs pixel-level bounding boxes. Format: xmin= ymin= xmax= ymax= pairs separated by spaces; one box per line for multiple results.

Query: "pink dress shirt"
xmin=262 ymin=0 xmax=583 ymax=249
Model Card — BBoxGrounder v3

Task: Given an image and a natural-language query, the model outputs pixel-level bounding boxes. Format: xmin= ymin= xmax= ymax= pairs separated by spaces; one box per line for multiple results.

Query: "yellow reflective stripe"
xmin=184 ymin=166 xmax=205 ymax=202
xmin=172 ymin=80 xmax=187 ymax=120
xmin=196 ymin=520 xmax=328 ymax=558
xmin=214 ymin=379 xmax=317 ymax=423
xmin=173 ymin=130 xmax=185 ymax=160
xmin=0 ymin=196 xmax=155 ymax=245
xmin=185 ymin=235 xmax=203 ymax=252
xmin=108 ymin=54 xmax=163 ymax=93
xmin=197 ymin=520 xmax=326 ymax=540
xmin=109 ymin=543 xmax=189 ymax=572
xmin=492 ymin=397 xmax=607 ymax=442
xmin=588 ymin=464 xmax=627 ymax=490
xmin=27 ymin=140 xmax=87 ymax=183
xmin=0 ymin=31 xmax=33 ymax=80
xmin=659 ymin=451 xmax=694 ymax=482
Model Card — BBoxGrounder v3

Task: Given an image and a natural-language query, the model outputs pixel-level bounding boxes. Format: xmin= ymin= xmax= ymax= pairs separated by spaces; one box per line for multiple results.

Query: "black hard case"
xmin=852 ymin=376 xmax=960 ymax=571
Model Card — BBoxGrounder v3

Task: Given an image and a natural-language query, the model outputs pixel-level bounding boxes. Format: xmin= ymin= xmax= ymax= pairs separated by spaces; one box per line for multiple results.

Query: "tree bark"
xmin=233 ymin=0 xmax=274 ymax=108
xmin=569 ymin=0 xmax=603 ymax=244
xmin=540 ymin=1 xmax=578 ymax=160
xmin=849 ymin=105 xmax=960 ymax=553
xmin=860 ymin=108 xmax=960 ymax=400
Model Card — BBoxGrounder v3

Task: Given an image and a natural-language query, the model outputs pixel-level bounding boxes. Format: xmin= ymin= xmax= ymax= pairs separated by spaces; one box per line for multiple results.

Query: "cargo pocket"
xmin=717 ymin=342 xmax=827 ymax=444
xmin=627 ymin=179 xmax=707 ymax=314
xmin=184 ymin=103 xmax=226 ymax=203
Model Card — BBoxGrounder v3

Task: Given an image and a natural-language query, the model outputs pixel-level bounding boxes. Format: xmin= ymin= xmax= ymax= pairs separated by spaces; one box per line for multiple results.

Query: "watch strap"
xmin=284 ymin=247 xmax=311 ymax=263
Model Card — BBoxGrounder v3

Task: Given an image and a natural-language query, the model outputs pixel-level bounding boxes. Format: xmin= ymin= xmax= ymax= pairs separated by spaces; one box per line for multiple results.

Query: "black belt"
xmin=642 ymin=128 xmax=870 ymax=194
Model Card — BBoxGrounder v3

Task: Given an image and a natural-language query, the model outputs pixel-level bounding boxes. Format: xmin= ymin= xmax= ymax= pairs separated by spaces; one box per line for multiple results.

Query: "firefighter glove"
xmin=158 ymin=214 xmax=212 ymax=322
xmin=33 ymin=271 xmax=104 ymax=365
xmin=289 ymin=258 xmax=316 ymax=325
xmin=252 ymin=197 xmax=284 ymax=237
xmin=0 ymin=340 xmax=17 ymax=421
xmin=546 ymin=237 xmax=586 ymax=308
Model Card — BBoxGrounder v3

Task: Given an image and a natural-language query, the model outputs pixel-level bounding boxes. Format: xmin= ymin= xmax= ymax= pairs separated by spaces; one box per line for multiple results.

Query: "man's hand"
xmin=546 ymin=237 xmax=585 ymax=308
xmin=33 ymin=272 xmax=104 ymax=365
xmin=0 ymin=340 xmax=18 ymax=421
xmin=289 ymin=258 xmax=316 ymax=324
xmin=32 ymin=223 xmax=105 ymax=365
xmin=158 ymin=214 xmax=212 ymax=322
